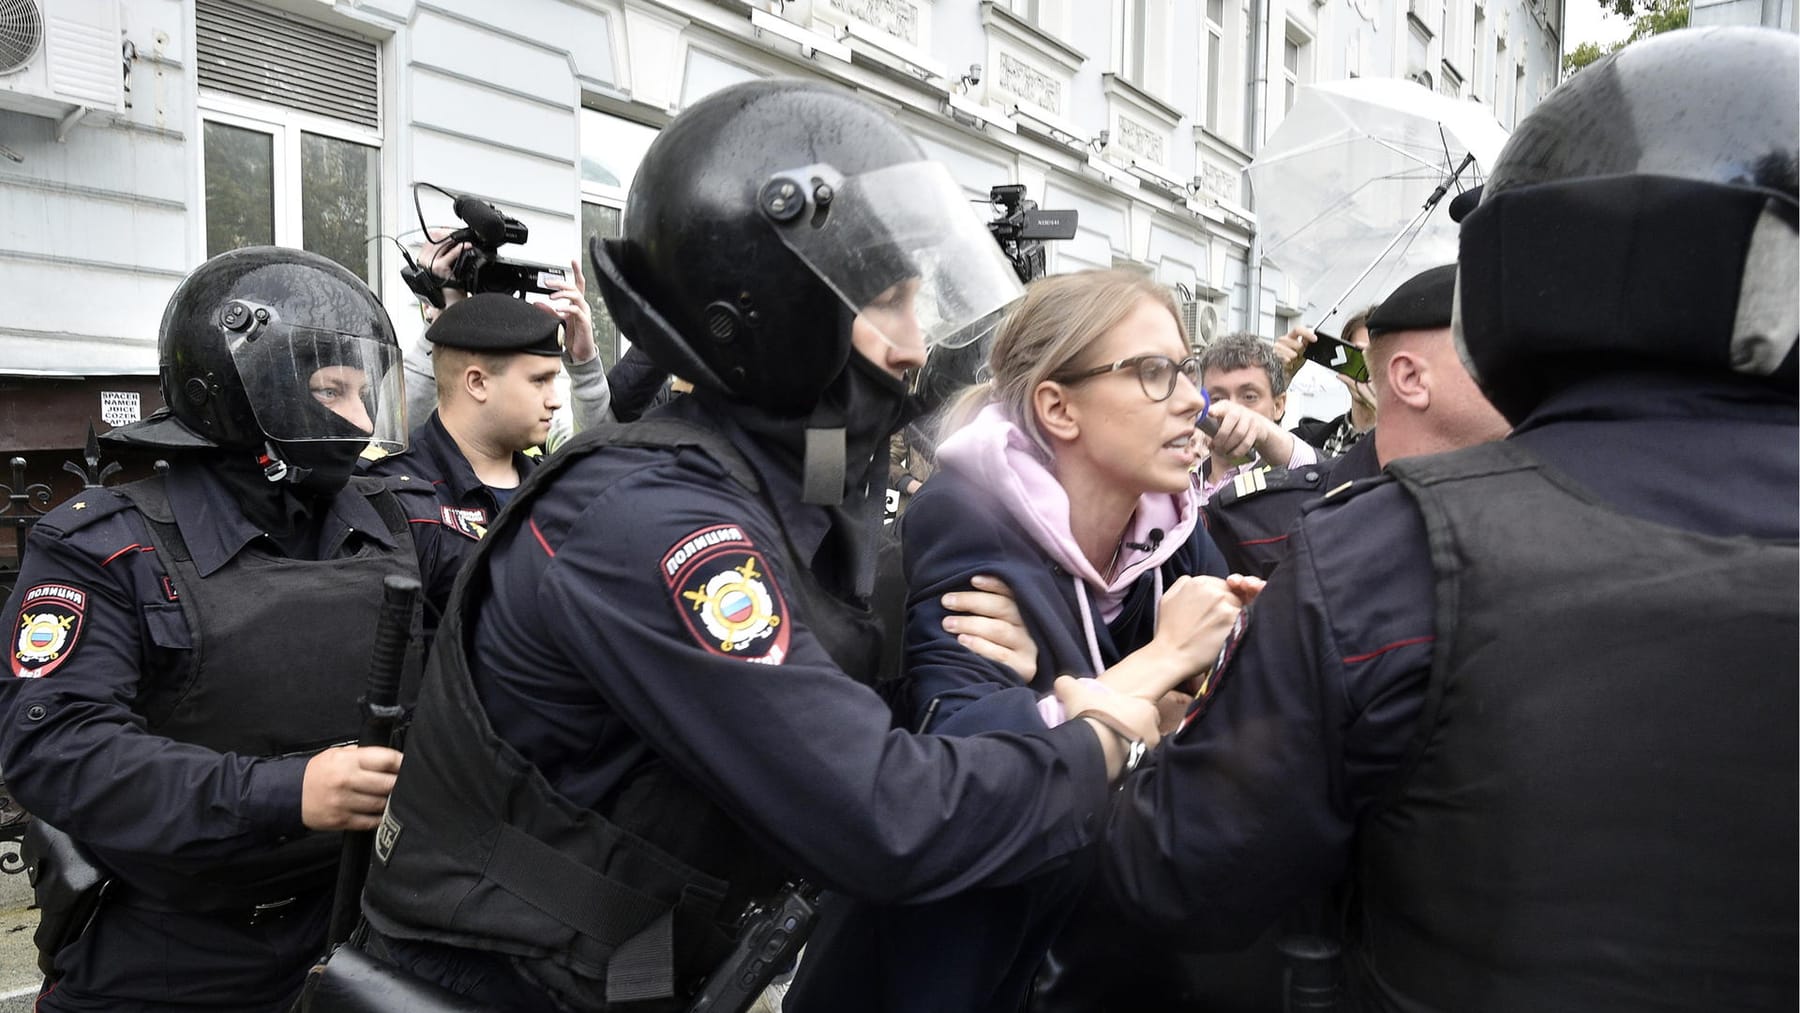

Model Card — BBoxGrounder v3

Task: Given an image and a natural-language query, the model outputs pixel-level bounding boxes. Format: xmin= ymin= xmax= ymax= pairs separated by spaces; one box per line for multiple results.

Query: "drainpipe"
xmin=1247 ymin=0 xmax=1271 ymax=332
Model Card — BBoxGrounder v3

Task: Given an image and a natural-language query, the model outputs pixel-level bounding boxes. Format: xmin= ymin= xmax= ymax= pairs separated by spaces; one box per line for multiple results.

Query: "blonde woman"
xmin=789 ymin=269 xmax=1255 ymax=1013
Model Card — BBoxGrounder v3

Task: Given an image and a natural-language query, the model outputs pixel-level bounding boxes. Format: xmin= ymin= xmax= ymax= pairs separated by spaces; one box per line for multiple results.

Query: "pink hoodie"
xmin=935 ymin=403 xmax=1201 ymax=724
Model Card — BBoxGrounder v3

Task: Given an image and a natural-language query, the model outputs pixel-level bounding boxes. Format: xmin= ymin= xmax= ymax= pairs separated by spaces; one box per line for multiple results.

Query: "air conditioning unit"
xmin=0 ymin=0 xmax=123 ymax=120
xmin=1180 ymin=301 xmax=1221 ymax=347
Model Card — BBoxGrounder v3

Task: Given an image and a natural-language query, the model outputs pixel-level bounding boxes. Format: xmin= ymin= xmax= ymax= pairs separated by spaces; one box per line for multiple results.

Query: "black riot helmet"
xmin=106 ymin=246 xmax=407 ymax=492
xmin=588 ymin=79 xmax=1025 ymax=417
xmin=1454 ymin=27 xmax=1799 ymax=424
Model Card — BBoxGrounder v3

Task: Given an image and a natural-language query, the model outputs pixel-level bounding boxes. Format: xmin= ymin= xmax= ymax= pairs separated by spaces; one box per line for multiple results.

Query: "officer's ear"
xmin=1033 ymin=379 xmax=1082 ymax=446
xmin=463 ymin=362 xmax=493 ymax=404
xmin=1384 ymin=346 xmax=1432 ymax=412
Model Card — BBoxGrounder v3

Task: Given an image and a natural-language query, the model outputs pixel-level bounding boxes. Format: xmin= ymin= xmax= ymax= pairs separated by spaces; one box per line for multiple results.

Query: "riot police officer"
xmin=1 ymin=246 xmax=441 ymax=1012
xmin=1098 ymin=27 xmax=1797 ymax=1011
xmin=356 ymin=79 xmax=1218 ymax=1012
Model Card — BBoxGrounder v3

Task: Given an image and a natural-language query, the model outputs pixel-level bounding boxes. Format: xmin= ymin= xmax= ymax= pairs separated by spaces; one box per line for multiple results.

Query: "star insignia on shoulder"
xmin=71 ymin=502 xmax=86 ymax=511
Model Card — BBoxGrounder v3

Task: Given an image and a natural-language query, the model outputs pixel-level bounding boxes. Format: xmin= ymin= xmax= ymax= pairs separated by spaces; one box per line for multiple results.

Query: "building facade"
xmin=0 ymin=0 xmax=1562 ymax=484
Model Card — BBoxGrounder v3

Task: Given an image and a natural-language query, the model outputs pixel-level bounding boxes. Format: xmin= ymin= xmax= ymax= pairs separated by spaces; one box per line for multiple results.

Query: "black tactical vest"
xmin=1352 ymin=441 xmax=1798 ymax=1012
xmin=117 ymin=474 xmax=423 ymax=906
xmin=363 ymin=421 xmax=886 ymax=1013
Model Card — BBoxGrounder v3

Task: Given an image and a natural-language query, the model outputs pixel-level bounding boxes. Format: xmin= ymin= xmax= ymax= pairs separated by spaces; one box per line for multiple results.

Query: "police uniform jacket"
xmin=365 ymin=410 xmax=532 ymax=546
xmin=1097 ymin=371 xmax=1798 ymax=1011
xmin=361 ymin=395 xmax=1116 ymax=1011
xmin=1203 ymin=434 xmax=1380 ymax=578
xmin=0 ymin=463 xmax=431 ymax=1010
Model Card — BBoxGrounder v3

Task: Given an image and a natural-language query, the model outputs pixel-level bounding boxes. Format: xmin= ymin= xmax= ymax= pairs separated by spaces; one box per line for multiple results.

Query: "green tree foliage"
xmin=1566 ymin=0 xmax=1690 ymax=74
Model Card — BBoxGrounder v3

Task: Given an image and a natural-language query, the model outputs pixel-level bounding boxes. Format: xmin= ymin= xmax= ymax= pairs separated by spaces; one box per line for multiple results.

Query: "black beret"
xmin=1367 ymin=263 xmax=1457 ymax=337
xmin=1448 ymin=185 xmax=1484 ymax=223
xmin=426 ymin=293 xmax=561 ymax=356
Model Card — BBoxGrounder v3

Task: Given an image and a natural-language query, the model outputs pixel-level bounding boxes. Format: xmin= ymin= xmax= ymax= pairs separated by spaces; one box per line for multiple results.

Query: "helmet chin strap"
xmin=801 ymin=404 xmax=848 ymax=507
xmin=257 ymin=442 xmax=310 ymax=486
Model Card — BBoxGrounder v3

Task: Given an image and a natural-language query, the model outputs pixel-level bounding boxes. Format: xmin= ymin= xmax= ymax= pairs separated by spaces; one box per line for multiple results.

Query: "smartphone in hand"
xmin=1303 ymin=334 xmax=1371 ymax=383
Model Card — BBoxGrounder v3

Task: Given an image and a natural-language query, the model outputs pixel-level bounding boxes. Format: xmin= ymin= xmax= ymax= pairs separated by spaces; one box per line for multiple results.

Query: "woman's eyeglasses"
xmin=1055 ymin=354 xmax=1201 ymax=402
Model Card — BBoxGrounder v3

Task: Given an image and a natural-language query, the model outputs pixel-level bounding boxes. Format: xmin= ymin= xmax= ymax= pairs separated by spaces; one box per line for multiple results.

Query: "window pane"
xmin=579 ymin=109 xmax=661 ymax=203
xmin=580 ymin=202 xmax=624 ymax=368
xmin=301 ymin=132 xmax=380 ymax=287
xmin=204 ymin=121 xmax=274 ymax=259
xmin=1206 ymin=33 xmax=1222 ymax=130
xmin=1207 ymin=0 xmax=1224 ymax=24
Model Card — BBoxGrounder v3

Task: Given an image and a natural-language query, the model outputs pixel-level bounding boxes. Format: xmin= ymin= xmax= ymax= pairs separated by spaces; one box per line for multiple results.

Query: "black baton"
xmin=326 ymin=573 xmax=419 ymax=946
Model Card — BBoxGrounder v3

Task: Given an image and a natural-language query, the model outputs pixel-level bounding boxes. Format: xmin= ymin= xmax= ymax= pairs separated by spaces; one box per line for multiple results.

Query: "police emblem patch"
xmin=11 ymin=583 xmax=87 ymax=679
xmin=374 ymin=804 xmax=402 ymax=865
xmin=1176 ymin=609 xmax=1251 ymax=736
xmin=663 ymin=525 xmax=790 ymax=664
xmin=440 ymin=505 xmax=488 ymax=541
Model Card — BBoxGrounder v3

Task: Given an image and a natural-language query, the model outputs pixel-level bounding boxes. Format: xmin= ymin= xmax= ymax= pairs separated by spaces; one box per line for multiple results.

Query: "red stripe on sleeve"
xmin=1342 ymin=635 xmax=1434 ymax=665
xmin=528 ymin=518 xmax=555 ymax=558
xmin=101 ymin=544 xmax=146 ymax=567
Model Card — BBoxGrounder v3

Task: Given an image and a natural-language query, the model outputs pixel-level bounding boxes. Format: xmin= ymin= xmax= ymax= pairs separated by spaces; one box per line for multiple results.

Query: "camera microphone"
xmin=452 ymin=195 xmax=510 ymax=247
xmin=1123 ymin=528 xmax=1165 ymax=553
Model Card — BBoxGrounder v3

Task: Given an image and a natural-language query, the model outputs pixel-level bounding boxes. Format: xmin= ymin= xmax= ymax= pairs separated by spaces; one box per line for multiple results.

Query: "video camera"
xmin=985 ymin=183 xmax=1079 ymax=285
xmin=402 ymin=183 xmax=569 ymax=309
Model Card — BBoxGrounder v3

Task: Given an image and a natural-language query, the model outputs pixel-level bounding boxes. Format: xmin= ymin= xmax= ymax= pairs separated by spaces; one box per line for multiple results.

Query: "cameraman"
xmin=399 ymin=230 xmax=613 ymax=440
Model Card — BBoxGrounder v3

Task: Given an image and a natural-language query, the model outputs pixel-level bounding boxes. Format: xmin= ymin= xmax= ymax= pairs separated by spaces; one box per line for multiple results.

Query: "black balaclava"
xmin=201 ymin=451 xmax=328 ymax=559
xmin=705 ymin=306 xmax=918 ymax=600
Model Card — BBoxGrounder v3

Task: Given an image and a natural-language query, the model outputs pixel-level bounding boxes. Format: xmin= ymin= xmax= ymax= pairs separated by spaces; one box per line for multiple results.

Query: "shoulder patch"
xmin=662 ymin=525 xmax=789 ymax=665
xmin=1214 ymin=465 xmax=1327 ymax=507
xmin=440 ymin=506 xmax=488 ymax=541
xmin=1176 ymin=609 xmax=1251 ymax=736
xmin=1302 ymin=473 xmax=1394 ymax=516
xmin=11 ymin=583 xmax=89 ymax=678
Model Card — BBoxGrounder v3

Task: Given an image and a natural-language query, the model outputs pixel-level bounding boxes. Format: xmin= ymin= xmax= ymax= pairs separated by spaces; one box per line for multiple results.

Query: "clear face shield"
xmin=223 ymin=303 xmax=407 ymax=454
xmin=759 ymin=161 xmax=1026 ymax=355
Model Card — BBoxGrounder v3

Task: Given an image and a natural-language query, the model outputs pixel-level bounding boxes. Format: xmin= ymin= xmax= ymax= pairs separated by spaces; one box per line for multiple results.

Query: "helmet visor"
xmin=764 ymin=161 xmax=1026 ymax=352
xmin=226 ymin=316 xmax=407 ymax=453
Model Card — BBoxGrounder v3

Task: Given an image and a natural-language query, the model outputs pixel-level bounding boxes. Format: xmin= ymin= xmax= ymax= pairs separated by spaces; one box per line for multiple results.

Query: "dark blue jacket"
xmin=789 ymin=465 xmax=1230 ymax=1013
xmin=903 ymin=468 xmax=1230 ymax=736
xmin=1100 ymin=371 xmax=1800 ymax=952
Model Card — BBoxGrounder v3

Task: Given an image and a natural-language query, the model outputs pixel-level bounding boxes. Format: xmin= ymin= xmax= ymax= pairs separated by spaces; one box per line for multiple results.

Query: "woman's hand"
xmin=941 ymin=574 xmax=1038 ymax=682
xmin=1099 ymin=575 xmax=1243 ymax=701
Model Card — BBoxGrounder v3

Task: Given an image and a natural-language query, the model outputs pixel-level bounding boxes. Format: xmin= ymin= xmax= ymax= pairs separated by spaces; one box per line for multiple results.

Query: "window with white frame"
xmin=1512 ymin=62 xmax=1525 ymax=127
xmin=1204 ymin=0 xmax=1226 ymax=132
xmin=1442 ymin=0 xmax=1464 ymax=76
xmin=1407 ymin=23 xmax=1433 ymax=88
xmin=1241 ymin=1 xmax=1257 ymax=148
xmin=1011 ymin=0 xmax=1068 ymax=32
xmin=579 ymin=108 xmax=662 ymax=368
xmin=196 ymin=0 xmax=382 ymax=286
xmin=1471 ymin=7 xmax=1487 ymax=100
xmin=1117 ymin=0 xmax=1170 ymax=94
xmin=1282 ymin=27 xmax=1312 ymax=115
xmin=1225 ymin=248 xmax=1250 ymax=334
xmin=1494 ymin=35 xmax=1508 ymax=110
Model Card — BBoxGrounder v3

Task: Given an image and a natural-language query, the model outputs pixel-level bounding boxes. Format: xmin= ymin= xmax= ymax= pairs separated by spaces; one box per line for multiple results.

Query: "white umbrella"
xmin=1247 ymin=78 xmax=1510 ymax=334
